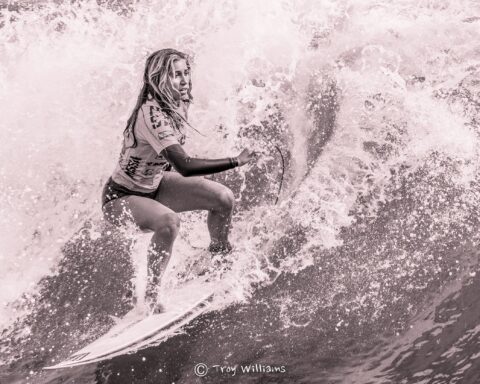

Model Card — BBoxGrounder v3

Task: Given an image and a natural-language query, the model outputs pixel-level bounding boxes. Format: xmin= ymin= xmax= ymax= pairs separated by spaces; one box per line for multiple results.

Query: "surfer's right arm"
xmin=162 ymin=144 xmax=256 ymax=177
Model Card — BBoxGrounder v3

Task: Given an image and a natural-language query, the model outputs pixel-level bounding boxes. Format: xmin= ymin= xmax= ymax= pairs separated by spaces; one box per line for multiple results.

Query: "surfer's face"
xmin=169 ymin=59 xmax=190 ymax=102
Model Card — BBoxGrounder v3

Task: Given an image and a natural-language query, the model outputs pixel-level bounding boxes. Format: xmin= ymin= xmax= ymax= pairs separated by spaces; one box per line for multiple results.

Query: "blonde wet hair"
xmin=123 ymin=48 xmax=193 ymax=148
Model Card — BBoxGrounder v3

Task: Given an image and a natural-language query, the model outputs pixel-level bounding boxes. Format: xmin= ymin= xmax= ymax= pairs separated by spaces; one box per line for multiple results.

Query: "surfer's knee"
xmin=215 ymin=188 xmax=235 ymax=213
xmin=152 ymin=213 xmax=180 ymax=240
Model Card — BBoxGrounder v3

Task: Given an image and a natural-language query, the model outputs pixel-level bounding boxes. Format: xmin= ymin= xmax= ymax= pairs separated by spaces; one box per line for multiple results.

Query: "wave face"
xmin=1 ymin=0 xmax=480 ymax=383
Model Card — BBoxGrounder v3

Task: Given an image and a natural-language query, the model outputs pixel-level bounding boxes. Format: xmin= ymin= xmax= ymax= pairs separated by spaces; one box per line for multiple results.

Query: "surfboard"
xmin=43 ymin=278 xmax=225 ymax=369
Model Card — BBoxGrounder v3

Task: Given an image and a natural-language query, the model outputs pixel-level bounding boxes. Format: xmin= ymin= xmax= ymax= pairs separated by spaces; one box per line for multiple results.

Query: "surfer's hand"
xmin=236 ymin=149 xmax=257 ymax=166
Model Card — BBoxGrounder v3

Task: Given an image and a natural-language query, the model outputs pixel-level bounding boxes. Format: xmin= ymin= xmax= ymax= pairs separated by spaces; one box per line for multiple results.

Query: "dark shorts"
xmin=101 ymin=177 xmax=158 ymax=207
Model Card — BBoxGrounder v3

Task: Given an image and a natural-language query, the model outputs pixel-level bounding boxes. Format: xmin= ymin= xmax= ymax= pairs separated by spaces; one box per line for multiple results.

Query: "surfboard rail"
xmin=44 ymin=287 xmax=217 ymax=369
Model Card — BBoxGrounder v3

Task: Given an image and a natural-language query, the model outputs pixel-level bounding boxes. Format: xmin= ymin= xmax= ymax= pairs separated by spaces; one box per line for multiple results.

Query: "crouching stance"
xmin=101 ymin=49 xmax=256 ymax=312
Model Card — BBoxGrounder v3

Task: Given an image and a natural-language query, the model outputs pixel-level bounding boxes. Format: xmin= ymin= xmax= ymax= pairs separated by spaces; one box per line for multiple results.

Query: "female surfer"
xmin=102 ymin=48 xmax=256 ymax=313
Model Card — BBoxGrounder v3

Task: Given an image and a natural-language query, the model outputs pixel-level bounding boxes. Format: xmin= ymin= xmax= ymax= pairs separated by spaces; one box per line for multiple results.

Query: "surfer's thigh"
xmin=155 ymin=171 xmax=234 ymax=213
xmin=103 ymin=196 xmax=178 ymax=232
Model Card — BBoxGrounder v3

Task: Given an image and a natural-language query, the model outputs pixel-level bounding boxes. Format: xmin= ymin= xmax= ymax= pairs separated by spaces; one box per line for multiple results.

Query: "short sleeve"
xmin=137 ymin=104 xmax=180 ymax=154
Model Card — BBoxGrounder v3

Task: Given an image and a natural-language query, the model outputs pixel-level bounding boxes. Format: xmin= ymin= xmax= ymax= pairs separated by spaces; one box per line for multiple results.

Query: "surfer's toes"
xmin=146 ymin=301 xmax=166 ymax=315
xmin=145 ymin=292 xmax=166 ymax=314
xmin=208 ymin=241 xmax=233 ymax=255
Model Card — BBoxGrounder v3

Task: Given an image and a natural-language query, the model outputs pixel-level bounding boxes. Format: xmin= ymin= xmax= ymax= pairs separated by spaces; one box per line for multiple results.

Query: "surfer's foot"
xmin=150 ymin=302 xmax=166 ymax=315
xmin=208 ymin=241 xmax=233 ymax=255
xmin=145 ymin=286 xmax=166 ymax=314
xmin=145 ymin=295 xmax=166 ymax=314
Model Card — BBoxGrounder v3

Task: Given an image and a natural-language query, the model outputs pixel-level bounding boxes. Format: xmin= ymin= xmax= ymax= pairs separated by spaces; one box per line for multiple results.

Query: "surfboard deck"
xmin=44 ymin=278 xmax=226 ymax=369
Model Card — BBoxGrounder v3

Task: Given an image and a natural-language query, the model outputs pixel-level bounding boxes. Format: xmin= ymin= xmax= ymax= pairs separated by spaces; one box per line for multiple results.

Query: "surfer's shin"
xmin=147 ymin=248 xmax=170 ymax=281
xmin=146 ymin=215 xmax=179 ymax=280
xmin=145 ymin=250 xmax=168 ymax=306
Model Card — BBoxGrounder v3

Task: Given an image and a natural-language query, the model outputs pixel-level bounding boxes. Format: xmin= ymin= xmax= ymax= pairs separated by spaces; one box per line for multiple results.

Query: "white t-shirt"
xmin=112 ymin=98 xmax=186 ymax=192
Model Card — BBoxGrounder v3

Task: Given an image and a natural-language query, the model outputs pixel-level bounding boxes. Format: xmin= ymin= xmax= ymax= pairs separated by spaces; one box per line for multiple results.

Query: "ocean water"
xmin=1 ymin=0 xmax=480 ymax=383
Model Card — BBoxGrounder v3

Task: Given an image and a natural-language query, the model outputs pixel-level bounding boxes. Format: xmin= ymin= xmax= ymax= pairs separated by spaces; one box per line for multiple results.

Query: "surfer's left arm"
xmin=138 ymin=106 xmax=257 ymax=175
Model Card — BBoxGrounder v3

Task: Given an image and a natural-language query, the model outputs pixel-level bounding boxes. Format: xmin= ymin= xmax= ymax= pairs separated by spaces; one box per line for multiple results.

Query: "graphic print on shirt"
xmin=148 ymin=104 xmax=185 ymax=145
xmin=124 ymin=156 xmax=142 ymax=178
xmin=149 ymin=105 xmax=165 ymax=130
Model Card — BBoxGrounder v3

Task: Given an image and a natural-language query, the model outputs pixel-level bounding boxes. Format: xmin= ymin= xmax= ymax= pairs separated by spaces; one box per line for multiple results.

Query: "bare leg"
xmin=101 ymin=173 xmax=235 ymax=311
xmin=206 ymin=193 xmax=234 ymax=251
xmin=144 ymin=212 xmax=180 ymax=309
xmin=103 ymin=196 xmax=179 ymax=311
xmin=155 ymin=172 xmax=235 ymax=251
